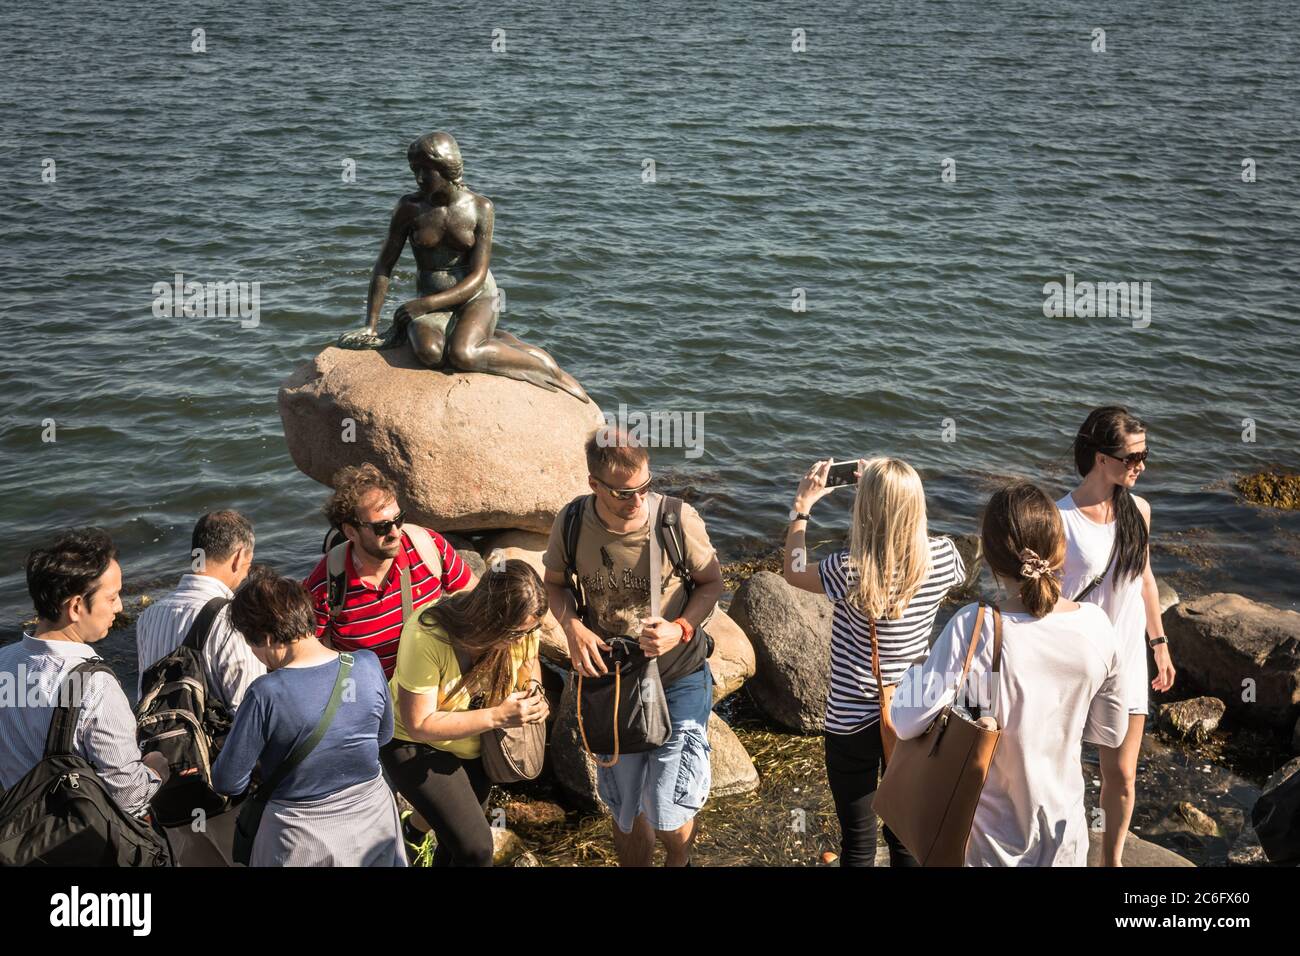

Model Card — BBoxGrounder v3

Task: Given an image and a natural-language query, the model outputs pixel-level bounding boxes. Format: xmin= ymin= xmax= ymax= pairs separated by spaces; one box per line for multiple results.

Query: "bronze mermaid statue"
xmin=339 ymin=131 xmax=589 ymax=402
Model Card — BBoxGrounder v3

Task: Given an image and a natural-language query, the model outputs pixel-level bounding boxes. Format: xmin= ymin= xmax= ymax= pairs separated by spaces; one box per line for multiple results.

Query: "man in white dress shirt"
xmin=136 ymin=510 xmax=265 ymax=709
xmin=1 ymin=528 xmax=170 ymax=818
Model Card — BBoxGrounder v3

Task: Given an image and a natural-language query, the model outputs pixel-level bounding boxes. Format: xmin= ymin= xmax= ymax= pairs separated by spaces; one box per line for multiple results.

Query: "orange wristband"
xmin=674 ymin=617 xmax=695 ymax=644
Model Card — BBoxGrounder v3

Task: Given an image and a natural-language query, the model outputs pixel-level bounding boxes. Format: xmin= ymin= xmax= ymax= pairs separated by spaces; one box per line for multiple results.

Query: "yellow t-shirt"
xmin=389 ymin=615 xmax=540 ymax=758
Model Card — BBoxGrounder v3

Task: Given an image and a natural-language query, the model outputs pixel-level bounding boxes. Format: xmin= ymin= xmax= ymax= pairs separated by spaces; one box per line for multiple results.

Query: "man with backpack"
xmin=542 ymin=430 xmax=723 ymax=866
xmin=0 ymin=528 xmax=172 ymax=865
xmin=304 ymin=463 xmax=476 ymax=679
xmin=134 ymin=511 xmax=264 ymax=864
xmin=136 ymin=511 xmax=264 ymax=708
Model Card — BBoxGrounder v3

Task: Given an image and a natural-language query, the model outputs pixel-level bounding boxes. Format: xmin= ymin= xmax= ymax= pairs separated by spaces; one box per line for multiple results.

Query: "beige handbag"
xmin=480 ymin=678 xmax=547 ymax=784
xmin=872 ymin=603 xmax=1004 ymax=866
xmin=870 ymin=619 xmax=898 ymax=763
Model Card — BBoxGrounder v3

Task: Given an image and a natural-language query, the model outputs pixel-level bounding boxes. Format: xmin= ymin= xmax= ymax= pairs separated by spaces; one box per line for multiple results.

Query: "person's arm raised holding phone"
xmin=783 ymin=458 xmax=866 ymax=593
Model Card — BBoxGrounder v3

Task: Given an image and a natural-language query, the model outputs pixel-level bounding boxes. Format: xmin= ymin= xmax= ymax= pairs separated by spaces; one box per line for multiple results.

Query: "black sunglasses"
xmin=1105 ymin=449 xmax=1149 ymax=469
xmin=353 ymin=510 xmax=405 ymax=536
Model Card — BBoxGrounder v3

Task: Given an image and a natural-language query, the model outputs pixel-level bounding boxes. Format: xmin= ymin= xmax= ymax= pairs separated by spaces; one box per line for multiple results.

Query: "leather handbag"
xmin=869 ymin=618 xmax=899 ymax=763
xmin=479 ymin=678 xmax=547 ymax=784
xmin=872 ymin=603 xmax=1004 ymax=866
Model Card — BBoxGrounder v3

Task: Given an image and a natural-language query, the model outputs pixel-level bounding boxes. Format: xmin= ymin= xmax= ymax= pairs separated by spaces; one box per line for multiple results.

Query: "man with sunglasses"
xmin=542 ymin=430 xmax=723 ymax=866
xmin=304 ymin=463 xmax=476 ymax=679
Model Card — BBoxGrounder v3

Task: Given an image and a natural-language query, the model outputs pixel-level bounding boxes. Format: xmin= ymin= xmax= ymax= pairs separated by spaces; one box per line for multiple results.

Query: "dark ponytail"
xmin=981 ymin=482 xmax=1066 ymax=618
xmin=1071 ymin=406 xmax=1149 ymax=582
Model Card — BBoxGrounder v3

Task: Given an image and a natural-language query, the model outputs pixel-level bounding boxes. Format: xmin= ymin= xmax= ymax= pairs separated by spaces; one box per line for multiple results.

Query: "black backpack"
xmin=135 ymin=596 xmax=235 ymax=827
xmin=0 ymin=660 xmax=172 ymax=866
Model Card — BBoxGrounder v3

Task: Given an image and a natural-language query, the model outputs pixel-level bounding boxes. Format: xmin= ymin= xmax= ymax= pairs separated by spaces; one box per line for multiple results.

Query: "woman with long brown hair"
xmin=892 ymin=482 xmax=1129 ymax=866
xmin=380 ymin=558 xmax=549 ymax=866
xmin=1059 ymin=406 xmax=1176 ymax=866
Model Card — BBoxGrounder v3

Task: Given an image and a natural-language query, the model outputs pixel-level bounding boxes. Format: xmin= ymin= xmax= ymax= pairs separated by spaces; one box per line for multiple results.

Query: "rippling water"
xmin=2 ymin=0 xmax=1298 ymax=644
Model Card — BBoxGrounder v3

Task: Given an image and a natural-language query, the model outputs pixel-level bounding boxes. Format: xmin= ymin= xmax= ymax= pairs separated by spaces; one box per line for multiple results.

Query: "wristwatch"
xmin=1148 ymin=635 xmax=1168 ymax=648
xmin=789 ymin=508 xmax=811 ymax=523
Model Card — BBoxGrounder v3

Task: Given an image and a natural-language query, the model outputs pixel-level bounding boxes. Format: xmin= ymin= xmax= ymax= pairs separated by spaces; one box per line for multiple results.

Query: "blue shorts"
xmin=596 ymin=665 xmax=713 ymax=834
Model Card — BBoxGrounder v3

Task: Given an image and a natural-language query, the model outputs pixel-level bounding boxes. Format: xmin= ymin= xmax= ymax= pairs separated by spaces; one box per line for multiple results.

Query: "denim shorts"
xmin=596 ymin=665 xmax=713 ymax=834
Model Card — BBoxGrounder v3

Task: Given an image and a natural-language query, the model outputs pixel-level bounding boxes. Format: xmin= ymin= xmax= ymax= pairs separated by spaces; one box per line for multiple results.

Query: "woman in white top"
xmin=784 ymin=458 xmax=966 ymax=867
xmin=1059 ymin=406 xmax=1176 ymax=866
xmin=891 ymin=481 xmax=1129 ymax=866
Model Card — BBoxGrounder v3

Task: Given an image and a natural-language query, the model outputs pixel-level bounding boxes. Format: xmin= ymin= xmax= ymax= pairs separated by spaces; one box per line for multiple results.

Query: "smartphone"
xmin=826 ymin=459 xmax=859 ymax=487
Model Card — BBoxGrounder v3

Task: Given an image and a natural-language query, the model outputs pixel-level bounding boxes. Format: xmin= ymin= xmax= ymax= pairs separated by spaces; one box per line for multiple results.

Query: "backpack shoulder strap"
xmin=182 ymin=595 xmax=232 ymax=652
xmin=561 ymin=496 xmax=589 ymax=576
xmin=561 ymin=496 xmax=590 ymax=616
xmin=403 ymin=525 xmax=445 ymax=585
xmin=656 ymin=495 xmax=693 ymax=585
xmin=256 ymin=653 xmax=353 ymax=803
xmin=325 ymin=541 xmax=351 ymax=619
xmin=45 ymin=660 xmax=117 ymax=757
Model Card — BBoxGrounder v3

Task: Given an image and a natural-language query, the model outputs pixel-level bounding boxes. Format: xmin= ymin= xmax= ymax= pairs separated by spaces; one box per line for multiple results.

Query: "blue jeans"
xmin=596 ymin=666 xmax=713 ymax=834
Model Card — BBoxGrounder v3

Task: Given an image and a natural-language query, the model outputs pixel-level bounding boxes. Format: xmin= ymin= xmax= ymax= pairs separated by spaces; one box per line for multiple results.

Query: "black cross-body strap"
xmin=182 ymin=595 xmax=231 ymax=651
xmin=44 ymin=660 xmax=117 ymax=757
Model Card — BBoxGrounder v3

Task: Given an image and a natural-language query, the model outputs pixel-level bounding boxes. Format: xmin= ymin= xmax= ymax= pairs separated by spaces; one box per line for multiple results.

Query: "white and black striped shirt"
xmin=818 ymin=536 xmax=965 ymax=735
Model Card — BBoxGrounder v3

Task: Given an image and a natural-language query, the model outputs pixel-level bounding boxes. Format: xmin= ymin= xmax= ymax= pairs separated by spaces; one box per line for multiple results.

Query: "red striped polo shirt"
xmin=303 ymin=528 xmax=471 ymax=678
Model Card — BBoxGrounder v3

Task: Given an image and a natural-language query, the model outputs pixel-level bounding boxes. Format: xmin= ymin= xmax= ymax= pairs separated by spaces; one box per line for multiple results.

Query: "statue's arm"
xmin=365 ymin=201 xmax=411 ymax=331
xmin=403 ymin=197 xmax=494 ymax=315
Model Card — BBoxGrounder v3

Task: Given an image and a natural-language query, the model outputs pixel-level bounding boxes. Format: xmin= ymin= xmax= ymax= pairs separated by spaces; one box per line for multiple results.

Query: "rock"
xmin=1293 ymin=714 xmax=1300 ymax=754
xmin=456 ymin=548 xmax=486 ymax=579
xmin=1174 ymin=801 xmax=1221 ymax=837
xmin=490 ymin=826 xmax=529 ymax=866
xmin=1162 ymin=593 xmax=1300 ymax=729
xmin=548 ymin=675 xmax=605 ymax=814
xmin=708 ymin=712 xmax=759 ymax=797
xmin=1156 ymin=578 xmax=1179 ymax=614
xmin=730 ymin=571 xmax=833 ymax=734
xmin=498 ymin=799 xmax=567 ymax=829
xmin=512 ymin=851 xmax=541 ymax=867
xmin=1157 ymin=696 xmax=1225 ymax=742
xmin=1227 ymin=826 xmax=1268 ymax=866
xmin=707 ymin=609 xmax=756 ymax=704
xmin=1236 ymin=469 xmax=1300 ymax=510
xmin=1086 ymin=829 xmax=1195 ymax=867
xmin=278 ymin=346 xmax=604 ymax=534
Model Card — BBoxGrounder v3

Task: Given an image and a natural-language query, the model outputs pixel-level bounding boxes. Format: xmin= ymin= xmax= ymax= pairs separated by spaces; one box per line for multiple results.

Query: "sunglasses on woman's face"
xmin=358 ymin=511 xmax=405 ymax=536
xmin=594 ymin=475 xmax=652 ymax=500
xmin=1106 ymin=450 xmax=1149 ymax=469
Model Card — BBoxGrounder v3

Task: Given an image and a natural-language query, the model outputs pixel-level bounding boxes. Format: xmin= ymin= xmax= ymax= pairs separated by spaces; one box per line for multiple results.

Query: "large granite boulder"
xmin=1163 ymin=593 xmax=1300 ymax=729
xmin=729 ymin=571 xmax=832 ymax=734
xmin=278 ymin=346 xmax=603 ymax=534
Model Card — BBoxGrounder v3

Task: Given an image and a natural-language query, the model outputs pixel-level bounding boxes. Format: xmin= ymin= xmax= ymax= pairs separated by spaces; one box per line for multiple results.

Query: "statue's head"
xmin=408 ymin=132 xmax=464 ymax=195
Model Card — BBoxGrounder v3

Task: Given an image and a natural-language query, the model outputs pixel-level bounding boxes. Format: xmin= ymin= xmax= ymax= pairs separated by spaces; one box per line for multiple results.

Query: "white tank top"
xmin=1057 ymin=492 xmax=1150 ymax=714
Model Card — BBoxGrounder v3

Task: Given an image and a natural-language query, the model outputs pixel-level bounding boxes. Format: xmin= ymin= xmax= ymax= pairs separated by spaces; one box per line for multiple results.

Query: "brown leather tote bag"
xmin=873 ymin=603 xmax=1004 ymax=866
